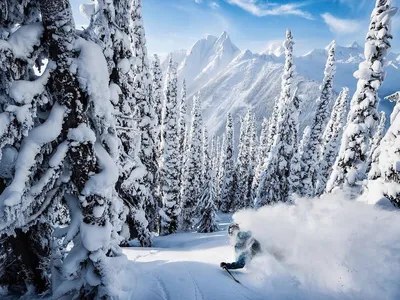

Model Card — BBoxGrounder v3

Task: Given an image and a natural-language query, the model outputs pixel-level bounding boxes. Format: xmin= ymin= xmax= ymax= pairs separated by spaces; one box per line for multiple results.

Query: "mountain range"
xmin=159 ymin=32 xmax=400 ymax=142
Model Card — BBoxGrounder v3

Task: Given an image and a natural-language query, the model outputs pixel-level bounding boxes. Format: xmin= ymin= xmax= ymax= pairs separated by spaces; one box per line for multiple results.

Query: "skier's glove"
xmin=220 ymin=262 xmax=227 ymax=269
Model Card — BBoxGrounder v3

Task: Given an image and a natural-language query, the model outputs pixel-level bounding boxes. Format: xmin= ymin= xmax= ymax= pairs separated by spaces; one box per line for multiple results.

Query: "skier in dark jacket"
xmin=220 ymin=222 xmax=261 ymax=270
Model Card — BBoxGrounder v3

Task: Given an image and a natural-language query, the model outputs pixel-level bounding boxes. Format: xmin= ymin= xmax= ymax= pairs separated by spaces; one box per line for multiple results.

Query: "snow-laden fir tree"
xmin=178 ymin=79 xmax=188 ymax=187
xmin=327 ymin=0 xmax=397 ymax=192
xmin=214 ymin=136 xmax=223 ymax=208
xmin=152 ymin=54 xmax=164 ymax=155
xmin=247 ymin=114 xmax=258 ymax=203
xmin=367 ymin=92 xmax=400 ymax=207
xmin=315 ymin=88 xmax=350 ymax=195
xmin=234 ymin=110 xmax=251 ymax=210
xmin=150 ymin=53 xmax=164 ymax=232
xmin=287 ymin=89 xmax=303 ymax=196
xmin=251 ymin=118 xmax=269 ymax=202
xmin=201 ymin=127 xmax=210 ymax=188
xmin=130 ymin=0 xmax=160 ymax=232
xmin=298 ymin=41 xmax=336 ymax=197
xmin=0 ymin=0 xmax=127 ymax=297
xmin=255 ymin=29 xmax=297 ymax=207
xmin=290 ymin=126 xmax=310 ymax=196
xmin=180 ymin=93 xmax=203 ymax=230
xmin=210 ymin=135 xmax=217 ymax=170
xmin=196 ymin=167 xmax=219 ymax=233
xmin=258 ymin=118 xmax=270 ymax=164
xmin=366 ymin=111 xmax=386 ymax=173
xmin=299 ymin=126 xmax=311 ymax=157
xmin=86 ymin=0 xmax=152 ymax=246
xmin=0 ymin=0 xmax=49 ymax=292
xmin=265 ymin=97 xmax=280 ymax=154
xmin=220 ymin=114 xmax=235 ymax=212
xmin=368 ymin=92 xmax=398 ymax=181
xmin=159 ymin=58 xmax=181 ymax=235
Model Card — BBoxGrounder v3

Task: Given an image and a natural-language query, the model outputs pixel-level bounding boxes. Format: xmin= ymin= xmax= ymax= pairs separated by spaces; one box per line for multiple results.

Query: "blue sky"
xmin=71 ymin=0 xmax=400 ymax=55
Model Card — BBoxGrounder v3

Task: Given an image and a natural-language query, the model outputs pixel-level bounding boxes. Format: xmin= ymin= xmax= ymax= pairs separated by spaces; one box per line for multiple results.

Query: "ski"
xmin=223 ymin=267 xmax=241 ymax=284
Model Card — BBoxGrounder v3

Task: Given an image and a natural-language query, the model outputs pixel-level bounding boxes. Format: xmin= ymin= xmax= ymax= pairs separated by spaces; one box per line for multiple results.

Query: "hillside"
xmin=160 ymin=32 xmax=400 ymax=140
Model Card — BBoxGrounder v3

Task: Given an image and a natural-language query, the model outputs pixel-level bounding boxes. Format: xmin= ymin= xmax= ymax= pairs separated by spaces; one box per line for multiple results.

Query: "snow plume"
xmin=233 ymin=192 xmax=400 ymax=299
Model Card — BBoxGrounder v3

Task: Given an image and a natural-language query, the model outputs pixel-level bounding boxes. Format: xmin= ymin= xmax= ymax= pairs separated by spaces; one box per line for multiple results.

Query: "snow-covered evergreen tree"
xmin=86 ymin=0 xmax=152 ymax=246
xmin=210 ymin=135 xmax=217 ymax=170
xmin=315 ymin=88 xmax=350 ymax=195
xmin=366 ymin=111 xmax=386 ymax=173
xmin=327 ymin=0 xmax=397 ymax=192
xmin=130 ymin=0 xmax=159 ymax=233
xmin=265 ymin=97 xmax=280 ymax=154
xmin=159 ymin=58 xmax=181 ymax=235
xmin=258 ymin=118 xmax=270 ymax=164
xmin=150 ymin=53 xmax=164 ymax=232
xmin=369 ymin=92 xmax=398 ymax=181
xmin=247 ymin=114 xmax=258 ymax=203
xmin=289 ymin=126 xmax=311 ymax=196
xmin=178 ymin=79 xmax=188 ymax=187
xmin=287 ymin=89 xmax=302 ymax=196
xmin=0 ymin=1 xmax=49 ymax=292
xmin=367 ymin=92 xmax=400 ymax=207
xmin=201 ymin=127 xmax=210 ymax=188
xmin=255 ymin=29 xmax=297 ymax=207
xmin=180 ymin=93 xmax=203 ymax=230
xmin=0 ymin=0 xmax=127 ymax=297
xmin=196 ymin=168 xmax=219 ymax=233
xmin=298 ymin=41 xmax=336 ymax=197
xmin=220 ymin=114 xmax=235 ymax=212
xmin=152 ymin=54 xmax=164 ymax=154
xmin=251 ymin=118 xmax=269 ymax=202
xmin=215 ymin=136 xmax=223 ymax=208
xmin=231 ymin=110 xmax=252 ymax=210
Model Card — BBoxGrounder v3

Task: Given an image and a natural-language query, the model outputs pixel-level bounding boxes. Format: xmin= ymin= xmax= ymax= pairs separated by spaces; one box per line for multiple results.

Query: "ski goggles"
xmin=228 ymin=223 xmax=240 ymax=235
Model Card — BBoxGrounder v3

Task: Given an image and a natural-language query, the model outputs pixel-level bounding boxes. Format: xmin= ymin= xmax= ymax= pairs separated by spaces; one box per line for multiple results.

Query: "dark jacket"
xmin=226 ymin=231 xmax=261 ymax=269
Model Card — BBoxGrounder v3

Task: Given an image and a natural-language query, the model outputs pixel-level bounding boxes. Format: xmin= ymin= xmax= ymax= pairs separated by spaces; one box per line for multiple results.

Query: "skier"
xmin=220 ymin=222 xmax=261 ymax=270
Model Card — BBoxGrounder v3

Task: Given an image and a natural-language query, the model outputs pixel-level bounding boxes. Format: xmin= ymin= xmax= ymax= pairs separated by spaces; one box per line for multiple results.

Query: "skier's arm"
xmin=225 ymin=252 xmax=246 ymax=269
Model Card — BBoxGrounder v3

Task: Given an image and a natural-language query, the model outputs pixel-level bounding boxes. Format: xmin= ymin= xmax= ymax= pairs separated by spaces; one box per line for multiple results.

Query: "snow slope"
xmin=160 ymin=32 xmax=400 ymax=140
xmin=7 ymin=196 xmax=399 ymax=299
xmin=117 ymin=192 xmax=400 ymax=300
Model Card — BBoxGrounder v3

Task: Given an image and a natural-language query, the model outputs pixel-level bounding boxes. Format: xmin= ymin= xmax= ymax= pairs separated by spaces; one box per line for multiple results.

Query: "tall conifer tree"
xmin=220 ymin=114 xmax=235 ymax=212
xmin=159 ymin=58 xmax=181 ymax=235
xmin=180 ymin=93 xmax=203 ymax=230
xmin=327 ymin=0 xmax=397 ymax=191
xmin=255 ymin=29 xmax=297 ymax=207
xmin=298 ymin=41 xmax=336 ymax=197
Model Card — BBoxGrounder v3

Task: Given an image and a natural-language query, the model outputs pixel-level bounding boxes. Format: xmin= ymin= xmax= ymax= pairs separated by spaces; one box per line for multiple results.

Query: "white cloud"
xmin=225 ymin=0 xmax=314 ymax=20
xmin=321 ymin=13 xmax=362 ymax=34
xmin=210 ymin=2 xmax=220 ymax=9
xmin=338 ymin=0 xmax=367 ymax=10
xmin=194 ymin=0 xmax=203 ymax=3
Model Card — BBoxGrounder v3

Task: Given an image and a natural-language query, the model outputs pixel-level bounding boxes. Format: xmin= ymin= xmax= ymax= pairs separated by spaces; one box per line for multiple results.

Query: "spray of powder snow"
xmin=233 ymin=192 xmax=400 ymax=300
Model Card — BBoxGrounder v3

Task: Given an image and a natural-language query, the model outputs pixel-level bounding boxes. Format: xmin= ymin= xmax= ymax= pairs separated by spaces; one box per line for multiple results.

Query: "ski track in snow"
xmin=154 ymin=274 xmax=170 ymax=300
xmin=184 ymin=262 xmax=205 ymax=300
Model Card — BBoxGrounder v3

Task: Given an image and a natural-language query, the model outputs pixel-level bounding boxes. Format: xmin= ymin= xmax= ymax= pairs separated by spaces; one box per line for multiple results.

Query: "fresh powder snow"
xmin=116 ymin=195 xmax=400 ymax=299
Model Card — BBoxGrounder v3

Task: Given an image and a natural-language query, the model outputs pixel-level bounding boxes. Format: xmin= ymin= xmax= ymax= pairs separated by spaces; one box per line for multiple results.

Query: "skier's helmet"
xmin=228 ymin=223 xmax=240 ymax=236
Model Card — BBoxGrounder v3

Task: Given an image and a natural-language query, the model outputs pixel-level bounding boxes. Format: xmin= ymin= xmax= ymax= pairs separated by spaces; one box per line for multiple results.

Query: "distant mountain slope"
xmin=160 ymin=32 xmax=400 ymax=142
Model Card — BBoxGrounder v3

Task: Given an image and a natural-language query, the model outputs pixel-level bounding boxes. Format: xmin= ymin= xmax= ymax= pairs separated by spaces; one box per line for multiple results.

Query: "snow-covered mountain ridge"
xmin=160 ymin=32 xmax=400 ymax=140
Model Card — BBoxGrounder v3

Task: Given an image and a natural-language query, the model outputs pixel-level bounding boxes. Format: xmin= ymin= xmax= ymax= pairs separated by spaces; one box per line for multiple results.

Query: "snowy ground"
xmin=118 ymin=194 xmax=400 ymax=300
xmin=118 ymin=214 xmax=270 ymax=300
xmin=5 ymin=194 xmax=400 ymax=299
